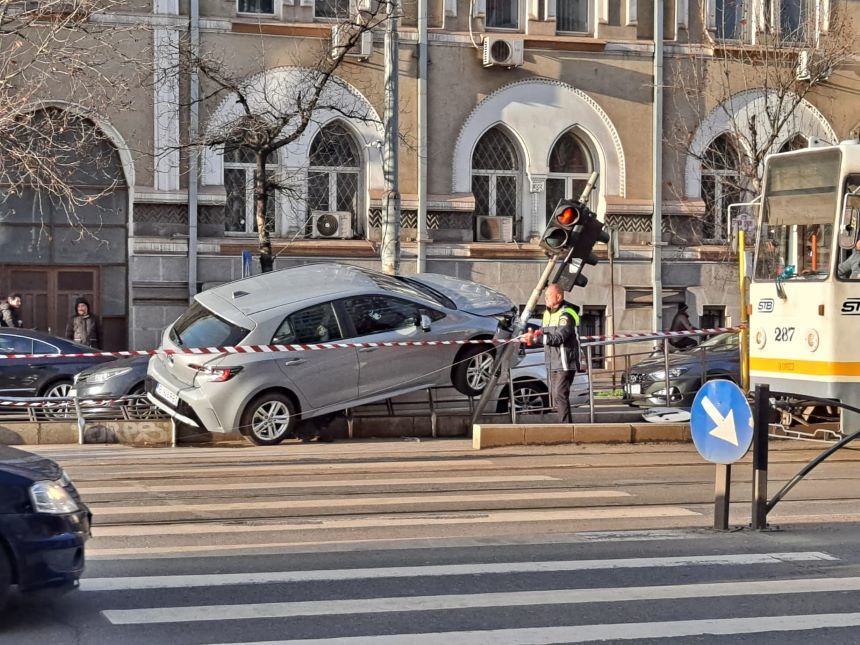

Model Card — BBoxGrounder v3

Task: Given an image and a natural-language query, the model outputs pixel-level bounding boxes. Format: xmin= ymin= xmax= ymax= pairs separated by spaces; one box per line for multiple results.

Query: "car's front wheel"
xmin=42 ymin=380 xmax=74 ymax=419
xmin=240 ymin=392 xmax=297 ymax=446
xmin=452 ymin=345 xmax=496 ymax=397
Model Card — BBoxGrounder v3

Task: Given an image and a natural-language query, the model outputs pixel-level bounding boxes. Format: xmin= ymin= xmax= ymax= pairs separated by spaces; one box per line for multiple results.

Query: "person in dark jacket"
xmin=521 ymin=284 xmax=581 ymax=423
xmin=65 ymin=298 xmax=101 ymax=348
xmin=669 ymin=303 xmax=696 ymax=350
xmin=0 ymin=294 xmax=23 ymax=328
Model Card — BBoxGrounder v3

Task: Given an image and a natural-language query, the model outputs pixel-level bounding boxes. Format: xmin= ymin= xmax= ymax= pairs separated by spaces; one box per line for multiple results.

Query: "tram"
xmin=749 ymin=137 xmax=860 ymax=426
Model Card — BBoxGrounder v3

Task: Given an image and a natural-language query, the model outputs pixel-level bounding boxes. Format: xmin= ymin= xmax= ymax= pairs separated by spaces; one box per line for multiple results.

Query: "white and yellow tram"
xmin=750 ymin=138 xmax=860 ymax=423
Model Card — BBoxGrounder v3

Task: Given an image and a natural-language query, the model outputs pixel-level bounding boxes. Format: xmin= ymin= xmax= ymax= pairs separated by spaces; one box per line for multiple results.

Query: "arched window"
xmin=223 ymin=147 xmax=277 ymax=235
xmin=471 ymin=127 xmax=520 ymax=222
xmin=780 ymin=134 xmax=808 ymax=152
xmin=701 ymin=134 xmax=742 ymax=241
xmin=545 ymin=131 xmax=593 ymax=222
xmin=307 ymin=122 xmax=361 ymax=235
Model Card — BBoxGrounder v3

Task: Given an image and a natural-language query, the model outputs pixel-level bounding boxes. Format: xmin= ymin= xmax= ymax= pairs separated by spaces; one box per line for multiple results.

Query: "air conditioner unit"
xmin=311 ymin=211 xmax=353 ymax=239
xmin=476 ymin=216 xmax=514 ymax=242
xmin=482 ymin=36 xmax=524 ymax=68
xmin=331 ymin=24 xmax=373 ymax=61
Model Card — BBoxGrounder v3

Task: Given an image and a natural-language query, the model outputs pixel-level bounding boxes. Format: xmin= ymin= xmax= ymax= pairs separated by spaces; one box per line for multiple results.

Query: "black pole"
xmin=751 ymin=383 xmax=770 ymax=530
xmin=714 ymin=463 xmax=731 ymax=530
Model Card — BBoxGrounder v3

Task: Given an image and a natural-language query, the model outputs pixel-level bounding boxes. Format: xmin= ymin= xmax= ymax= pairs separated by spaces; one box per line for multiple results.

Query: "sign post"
xmin=690 ymin=380 xmax=754 ymax=530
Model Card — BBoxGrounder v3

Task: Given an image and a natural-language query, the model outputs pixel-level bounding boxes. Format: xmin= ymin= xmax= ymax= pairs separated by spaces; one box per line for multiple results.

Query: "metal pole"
xmin=609 ymin=228 xmax=616 ymax=388
xmin=714 ymin=463 xmax=731 ymax=530
xmin=738 ymin=230 xmax=750 ymax=392
xmin=751 ymin=383 xmax=770 ymax=530
xmin=381 ymin=0 xmax=401 ymax=275
xmin=651 ymin=0 xmax=664 ymax=335
xmin=188 ymin=0 xmax=200 ymax=299
xmin=509 ymin=364 xmax=517 ymax=424
xmin=587 ymin=344 xmax=595 ymax=423
xmin=662 ymin=336 xmax=671 ymax=405
xmin=416 ymin=0 xmax=428 ymax=273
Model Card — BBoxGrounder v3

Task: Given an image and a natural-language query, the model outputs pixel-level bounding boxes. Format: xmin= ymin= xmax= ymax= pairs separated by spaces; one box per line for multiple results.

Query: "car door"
xmin=0 ymin=335 xmax=38 ymax=396
xmin=274 ymin=301 xmax=359 ymax=410
xmin=340 ymin=295 xmax=449 ymax=398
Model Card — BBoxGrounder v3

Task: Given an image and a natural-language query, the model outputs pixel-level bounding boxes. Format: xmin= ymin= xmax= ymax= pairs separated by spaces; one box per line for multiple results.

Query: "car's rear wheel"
xmin=497 ymin=380 xmax=549 ymax=414
xmin=240 ymin=392 xmax=297 ymax=446
xmin=452 ymin=345 xmax=496 ymax=397
xmin=0 ymin=546 xmax=11 ymax=612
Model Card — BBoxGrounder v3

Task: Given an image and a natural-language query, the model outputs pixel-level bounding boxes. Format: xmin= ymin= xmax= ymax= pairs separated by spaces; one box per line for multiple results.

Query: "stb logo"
xmin=841 ymin=298 xmax=860 ymax=315
xmin=757 ymin=299 xmax=774 ymax=313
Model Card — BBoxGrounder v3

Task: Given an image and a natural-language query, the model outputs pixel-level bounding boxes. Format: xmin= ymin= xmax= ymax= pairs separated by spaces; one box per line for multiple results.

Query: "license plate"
xmin=628 ymin=384 xmax=641 ymax=395
xmin=155 ymin=383 xmax=179 ymax=407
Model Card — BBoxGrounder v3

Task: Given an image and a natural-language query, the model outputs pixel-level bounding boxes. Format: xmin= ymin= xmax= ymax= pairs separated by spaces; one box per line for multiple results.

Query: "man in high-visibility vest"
xmin=521 ymin=284 xmax=581 ymax=423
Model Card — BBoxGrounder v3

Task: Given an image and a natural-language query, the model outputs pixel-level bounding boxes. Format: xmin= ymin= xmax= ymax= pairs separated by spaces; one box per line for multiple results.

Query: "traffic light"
xmin=539 ymin=200 xmax=589 ymax=255
xmin=552 ymin=206 xmax=610 ymax=291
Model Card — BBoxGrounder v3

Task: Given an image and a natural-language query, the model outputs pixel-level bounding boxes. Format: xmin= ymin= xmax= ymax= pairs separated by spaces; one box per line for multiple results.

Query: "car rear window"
xmin=169 ymin=302 xmax=250 ymax=348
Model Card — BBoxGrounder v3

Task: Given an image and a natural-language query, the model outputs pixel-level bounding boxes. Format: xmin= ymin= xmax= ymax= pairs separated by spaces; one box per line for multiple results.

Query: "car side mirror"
xmin=838 ymin=194 xmax=860 ymax=249
xmin=419 ymin=314 xmax=432 ymax=332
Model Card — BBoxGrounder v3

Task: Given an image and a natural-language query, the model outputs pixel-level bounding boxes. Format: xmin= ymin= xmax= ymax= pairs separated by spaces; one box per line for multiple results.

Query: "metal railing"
xmin=0 ymin=395 xmax=165 ymax=423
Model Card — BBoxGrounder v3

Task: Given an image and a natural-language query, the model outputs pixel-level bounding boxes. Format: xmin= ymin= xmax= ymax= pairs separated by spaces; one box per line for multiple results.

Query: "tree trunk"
xmin=255 ymin=152 xmax=274 ymax=273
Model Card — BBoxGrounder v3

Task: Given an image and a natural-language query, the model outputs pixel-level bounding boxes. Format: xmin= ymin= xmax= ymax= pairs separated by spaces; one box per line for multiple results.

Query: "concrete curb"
xmin=472 ymin=422 xmax=692 ymax=449
xmin=0 ymin=420 xmax=176 ymax=447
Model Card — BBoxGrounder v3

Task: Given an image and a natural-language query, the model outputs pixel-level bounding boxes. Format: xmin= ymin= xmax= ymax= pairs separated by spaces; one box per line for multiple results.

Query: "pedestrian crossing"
xmin=64 ymin=545 xmax=859 ymax=644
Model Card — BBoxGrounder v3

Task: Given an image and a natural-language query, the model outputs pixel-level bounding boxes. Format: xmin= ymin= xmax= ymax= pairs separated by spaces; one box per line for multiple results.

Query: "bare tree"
xmin=666 ymin=1 xmax=856 ymax=243
xmin=182 ymin=5 xmax=391 ymax=273
xmin=0 ymin=0 xmax=140 ymax=235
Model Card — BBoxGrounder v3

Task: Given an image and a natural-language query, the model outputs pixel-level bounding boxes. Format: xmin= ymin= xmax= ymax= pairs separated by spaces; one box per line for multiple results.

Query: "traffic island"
xmin=472 ymin=422 xmax=692 ymax=449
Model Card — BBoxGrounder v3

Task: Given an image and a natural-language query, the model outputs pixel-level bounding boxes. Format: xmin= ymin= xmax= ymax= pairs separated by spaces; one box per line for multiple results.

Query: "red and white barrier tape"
xmin=0 ymin=326 xmax=741 ymax=361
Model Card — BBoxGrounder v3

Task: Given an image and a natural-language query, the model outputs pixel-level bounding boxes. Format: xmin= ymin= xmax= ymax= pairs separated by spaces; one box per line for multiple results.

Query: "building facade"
xmin=1 ymin=0 xmax=858 ymax=349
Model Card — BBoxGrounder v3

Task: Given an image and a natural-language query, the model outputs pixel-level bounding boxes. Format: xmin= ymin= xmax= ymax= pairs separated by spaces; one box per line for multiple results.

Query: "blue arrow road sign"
xmin=690 ymin=380 xmax=754 ymax=465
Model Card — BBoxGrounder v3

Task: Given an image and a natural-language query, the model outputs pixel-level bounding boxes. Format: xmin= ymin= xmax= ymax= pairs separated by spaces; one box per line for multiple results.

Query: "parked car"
xmin=147 ymin=263 xmax=518 ymax=445
xmin=0 ymin=329 xmax=114 ymax=400
xmin=496 ymin=347 xmax=590 ymax=414
xmin=71 ymin=356 xmax=153 ymax=418
xmin=0 ymin=445 xmax=90 ymax=611
xmin=624 ymin=333 xmax=740 ymax=407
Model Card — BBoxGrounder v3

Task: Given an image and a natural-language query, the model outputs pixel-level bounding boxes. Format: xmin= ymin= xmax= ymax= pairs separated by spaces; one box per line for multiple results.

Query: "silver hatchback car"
xmin=147 ymin=263 xmax=517 ymax=444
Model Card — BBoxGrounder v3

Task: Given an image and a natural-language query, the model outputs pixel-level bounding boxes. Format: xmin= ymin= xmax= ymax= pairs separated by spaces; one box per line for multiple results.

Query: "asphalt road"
xmin=3 ymin=439 xmax=860 ymax=644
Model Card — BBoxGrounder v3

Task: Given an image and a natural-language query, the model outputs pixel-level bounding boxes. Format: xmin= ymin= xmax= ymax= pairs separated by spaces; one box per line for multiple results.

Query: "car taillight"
xmin=189 ymin=364 xmax=243 ymax=382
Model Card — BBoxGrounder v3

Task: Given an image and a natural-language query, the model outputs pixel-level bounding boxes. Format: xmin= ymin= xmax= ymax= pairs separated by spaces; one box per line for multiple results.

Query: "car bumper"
xmin=625 ymin=377 xmax=700 ymax=407
xmin=146 ymin=360 xmax=228 ymax=433
xmin=2 ymin=508 xmax=90 ymax=593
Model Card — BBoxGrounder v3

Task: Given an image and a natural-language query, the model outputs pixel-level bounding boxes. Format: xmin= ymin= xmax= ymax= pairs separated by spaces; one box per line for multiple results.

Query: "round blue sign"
xmin=690 ymin=380 xmax=754 ymax=465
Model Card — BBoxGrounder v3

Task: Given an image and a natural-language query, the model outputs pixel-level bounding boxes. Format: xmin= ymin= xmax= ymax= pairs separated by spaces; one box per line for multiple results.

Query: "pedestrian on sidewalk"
xmin=669 ymin=303 xmax=697 ymax=350
xmin=0 ymin=293 xmax=23 ymax=328
xmin=65 ymin=298 xmax=101 ymax=348
xmin=520 ymin=284 xmax=581 ymax=424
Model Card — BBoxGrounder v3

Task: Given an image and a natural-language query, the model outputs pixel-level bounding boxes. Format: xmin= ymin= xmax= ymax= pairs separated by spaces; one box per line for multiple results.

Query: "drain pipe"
xmin=416 ymin=0 xmax=428 ymax=273
xmin=188 ymin=0 xmax=200 ymax=300
xmin=651 ymin=0 xmax=664 ymax=334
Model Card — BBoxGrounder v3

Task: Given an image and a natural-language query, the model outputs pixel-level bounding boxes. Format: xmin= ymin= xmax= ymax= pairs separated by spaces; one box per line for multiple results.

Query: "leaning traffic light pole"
xmin=470 ymin=171 xmax=600 ymax=425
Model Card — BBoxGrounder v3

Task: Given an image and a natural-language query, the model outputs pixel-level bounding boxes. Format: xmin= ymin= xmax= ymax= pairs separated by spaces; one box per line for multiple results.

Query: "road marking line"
xmin=102 ymin=576 xmax=860 ymax=625
xmin=91 ymin=506 xmax=699 ymax=537
xmin=76 ymin=475 xmax=560 ymax=495
xmin=200 ymin=612 xmax=860 ymax=644
xmin=89 ymin=490 xmax=631 ymax=516
xmin=575 ymin=529 xmax=707 ymax=542
xmin=80 ymin=552 xmax=836 ymax=592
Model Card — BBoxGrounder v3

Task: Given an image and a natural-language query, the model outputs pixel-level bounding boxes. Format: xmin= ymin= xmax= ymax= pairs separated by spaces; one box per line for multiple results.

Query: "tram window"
xmin=837 ymin=175 xmax=860 ymax=281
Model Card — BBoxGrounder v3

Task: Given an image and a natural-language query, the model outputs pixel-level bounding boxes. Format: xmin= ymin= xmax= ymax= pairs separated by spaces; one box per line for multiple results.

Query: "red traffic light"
xmin=556 ymin=206 xmax=579 ymax=227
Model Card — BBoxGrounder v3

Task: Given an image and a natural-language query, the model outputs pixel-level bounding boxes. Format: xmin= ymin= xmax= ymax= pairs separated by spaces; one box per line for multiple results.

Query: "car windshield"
xmin=697 ymin=333 xmax=739 ymax=351
xmin=169 ymin=302 xmax=250 ymax=348
xmin=351 ymin=268 xmax=450 ymax=308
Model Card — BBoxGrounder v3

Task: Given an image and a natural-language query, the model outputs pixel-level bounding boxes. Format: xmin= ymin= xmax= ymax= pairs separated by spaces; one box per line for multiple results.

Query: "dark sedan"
xmin=0 ymin=329 xmax=114 ymax=399
xmin=624 ymin=333 xmax=740 ymax=407
xmin=0 ymin=445 xmax=90 ymax=610
xmin=71 ymin=356 xmax=153 ymax=417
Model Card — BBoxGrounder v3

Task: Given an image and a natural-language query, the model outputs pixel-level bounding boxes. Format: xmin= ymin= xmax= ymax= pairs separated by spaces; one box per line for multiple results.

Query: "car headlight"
xmin=29 ymin=480 xmax=79 ymax=514
xmin=649 ymin=367 xmax=689 ymax=380
xmin=88 ymin=367 xmax=133 ymax=384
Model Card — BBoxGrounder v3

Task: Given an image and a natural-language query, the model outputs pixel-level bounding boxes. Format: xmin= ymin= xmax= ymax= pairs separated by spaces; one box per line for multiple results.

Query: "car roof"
xmin=198 ymin=263 xmax=423 ymax=316
xmin=0 ymin=328 xmax=87 ymax=350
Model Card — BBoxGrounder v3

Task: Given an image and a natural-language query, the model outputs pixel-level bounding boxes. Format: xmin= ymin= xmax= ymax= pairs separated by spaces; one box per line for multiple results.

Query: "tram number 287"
xmin=774 ymin=327 xmax=796 ymax=342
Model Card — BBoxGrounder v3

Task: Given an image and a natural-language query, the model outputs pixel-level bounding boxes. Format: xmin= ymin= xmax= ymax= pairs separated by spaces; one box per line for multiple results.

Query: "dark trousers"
xmin=550 ymin=369 xmax=575 ymax=424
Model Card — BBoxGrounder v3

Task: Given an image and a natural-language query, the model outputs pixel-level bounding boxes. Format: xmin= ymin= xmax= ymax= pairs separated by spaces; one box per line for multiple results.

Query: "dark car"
xmin=0 ymin=329 xmax=114 ymax=399
xmin=71 ymin=356 xmax=153 ymax=418
xmin=624 ymin=333 xmax=740 ymax=407
xmin=0 ymin=445 xmax=90 ymax=610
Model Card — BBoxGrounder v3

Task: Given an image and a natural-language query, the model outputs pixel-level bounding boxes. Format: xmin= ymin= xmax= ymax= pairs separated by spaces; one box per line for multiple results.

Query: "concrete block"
xmin=525 ymin=425 xmax=574 ymax=445
xmin=473 ymin=424 xmax=525 ymax=449
xmin=411 ymin=416 xmax=435 ymax=437
xmin=114 ymin=421 xmax=173 ymax=447
xmin=82 ymin=423 xmax=119 ymax=444
xmin=574 ymin=423 xmax=633 ymax=443
xmin=353 ymin=417 xmax=415 ymax=438
xmin=37 ymin=423 xmax=79 ymax=444
xmin=631 ymin=423 xmax=691 ymax=443
xmin=436 ymin=416 xmax=469 ymax=437
xmin=0 ymin=423 xmax=37 ymax=445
